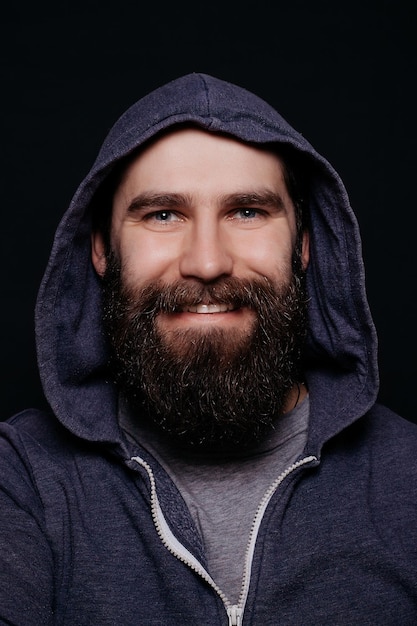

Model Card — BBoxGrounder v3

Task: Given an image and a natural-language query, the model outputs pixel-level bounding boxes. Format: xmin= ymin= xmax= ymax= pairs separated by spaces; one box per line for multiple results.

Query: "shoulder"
xmin=0 ymin=409 xmax=96 ymax=499
xmin=360 ymin=403 xmax=417 ymax=461
xmin=1 ymin=407 xmax=96 ymax=456
xmin=325 ymin=403 xmax=417 ymax=461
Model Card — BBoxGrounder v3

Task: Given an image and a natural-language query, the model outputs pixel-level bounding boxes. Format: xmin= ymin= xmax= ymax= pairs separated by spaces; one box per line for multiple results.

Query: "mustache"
xmin=122 ymin=276 xmax=286 ymax=317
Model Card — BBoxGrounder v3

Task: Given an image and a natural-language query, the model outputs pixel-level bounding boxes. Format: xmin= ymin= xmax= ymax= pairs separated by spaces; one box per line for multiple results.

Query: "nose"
xmin=179 ymin=219 xmax=234 ymax=282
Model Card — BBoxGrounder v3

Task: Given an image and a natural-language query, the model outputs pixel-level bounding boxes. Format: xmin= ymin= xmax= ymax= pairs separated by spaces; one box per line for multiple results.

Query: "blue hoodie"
xmin=1 ymin=73 xmax=416 ymax=625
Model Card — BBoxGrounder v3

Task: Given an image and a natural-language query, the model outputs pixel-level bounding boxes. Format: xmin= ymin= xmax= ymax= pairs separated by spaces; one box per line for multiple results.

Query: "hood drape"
xmin=35 ymin=72 xmax=378 ymax=453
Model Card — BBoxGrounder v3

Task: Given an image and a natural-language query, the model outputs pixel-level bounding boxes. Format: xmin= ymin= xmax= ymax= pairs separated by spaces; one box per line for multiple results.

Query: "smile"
xmin=182 ymin=303 xmax=235 ymax=314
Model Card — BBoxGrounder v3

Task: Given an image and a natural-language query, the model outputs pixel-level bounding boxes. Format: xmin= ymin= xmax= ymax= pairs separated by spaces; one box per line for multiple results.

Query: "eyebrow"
xmin=126 ymin=189 xmax=287 ymax=213
xmin=127 ymin=192 xmax=191 ymax=213
xmin=222 ymin=191 xmax=286 ymax=210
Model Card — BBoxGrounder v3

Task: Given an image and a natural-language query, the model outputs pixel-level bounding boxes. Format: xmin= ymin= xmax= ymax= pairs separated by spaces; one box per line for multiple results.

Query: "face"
xmin=93 ymin=128 xmax=308 ymax=335
xmin=92 ymin=128 xmax=310 ymax=450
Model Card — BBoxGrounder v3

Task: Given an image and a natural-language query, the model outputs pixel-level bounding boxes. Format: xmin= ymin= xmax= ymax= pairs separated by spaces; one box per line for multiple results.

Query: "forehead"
xmin=116 ymin=127 xmax=288 ymax=196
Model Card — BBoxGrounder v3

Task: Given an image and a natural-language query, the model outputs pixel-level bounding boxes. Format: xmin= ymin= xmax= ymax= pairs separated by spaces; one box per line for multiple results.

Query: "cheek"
xmin=117 ymin=233 xmax=182 ymax=284
xmin=235 ymin=231 xmax=294 ymax=279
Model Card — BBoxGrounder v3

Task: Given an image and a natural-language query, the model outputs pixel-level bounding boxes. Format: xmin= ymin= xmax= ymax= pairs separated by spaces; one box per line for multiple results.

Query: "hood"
xmin=35 ymin=72 xmax=378 ymax=453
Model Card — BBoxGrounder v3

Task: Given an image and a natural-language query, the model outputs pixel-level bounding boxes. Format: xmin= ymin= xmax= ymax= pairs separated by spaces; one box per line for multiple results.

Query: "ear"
xmin=91 ymin=231 xmax=107 ymax=277
xmin=301 ymin=230 xmax=310 ymax=270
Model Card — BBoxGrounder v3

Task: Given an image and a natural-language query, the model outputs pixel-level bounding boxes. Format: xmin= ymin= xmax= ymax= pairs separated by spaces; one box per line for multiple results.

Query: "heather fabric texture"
xmin=1 ymin=73 xmax=417 ymax=624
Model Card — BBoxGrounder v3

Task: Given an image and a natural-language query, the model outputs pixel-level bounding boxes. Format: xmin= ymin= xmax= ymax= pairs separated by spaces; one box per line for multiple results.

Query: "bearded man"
xmin=1 ymin=74 xmax=417 ymax=625
xmin=93 ymin=127 xmax=309 ymax=451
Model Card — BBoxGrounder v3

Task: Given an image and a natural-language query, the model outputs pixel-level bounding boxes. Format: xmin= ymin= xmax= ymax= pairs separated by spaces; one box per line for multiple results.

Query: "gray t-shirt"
xmin=120 ymin=397 xmax=309 ymax=604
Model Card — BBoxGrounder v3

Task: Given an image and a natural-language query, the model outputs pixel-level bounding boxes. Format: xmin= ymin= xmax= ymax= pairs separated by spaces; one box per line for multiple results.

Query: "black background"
xmin=1 ymin=1 xmax=416 ymax=423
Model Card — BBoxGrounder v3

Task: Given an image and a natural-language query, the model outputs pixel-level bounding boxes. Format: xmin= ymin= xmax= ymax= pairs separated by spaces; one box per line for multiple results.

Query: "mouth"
xmin=157 ymin=299 xmax=255 ymax=331
xmin=181 ymin=303 xmax=236 ymax=314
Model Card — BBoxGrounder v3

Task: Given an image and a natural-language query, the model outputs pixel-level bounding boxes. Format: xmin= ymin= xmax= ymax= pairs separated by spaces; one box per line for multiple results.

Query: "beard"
xmin=101 ymin=252 xmax=308 ymax=451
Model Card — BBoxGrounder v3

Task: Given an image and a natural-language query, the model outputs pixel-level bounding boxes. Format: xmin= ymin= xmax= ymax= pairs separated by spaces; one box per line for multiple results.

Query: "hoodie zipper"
xmin=131 ymin=454 xmax=317 ymax=625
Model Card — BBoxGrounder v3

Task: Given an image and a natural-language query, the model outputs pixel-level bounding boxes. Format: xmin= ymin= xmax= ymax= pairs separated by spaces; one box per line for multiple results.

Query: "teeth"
xmin=184 ymin=303 xmax=233 ymax=314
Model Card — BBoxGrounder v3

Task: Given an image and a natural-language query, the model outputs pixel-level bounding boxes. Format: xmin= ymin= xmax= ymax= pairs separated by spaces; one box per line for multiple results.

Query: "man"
xmin=1 ymin=73 xmax=416 ymax=625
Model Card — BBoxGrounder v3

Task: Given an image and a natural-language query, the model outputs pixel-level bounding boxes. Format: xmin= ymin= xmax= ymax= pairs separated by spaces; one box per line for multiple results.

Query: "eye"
xmin=145 ymin=210 xmax=181 ymax=222
xmin=237 ymin=208 xmax=259 ymax=219
xmin=232 ymin=208 xmax=264 ymax=220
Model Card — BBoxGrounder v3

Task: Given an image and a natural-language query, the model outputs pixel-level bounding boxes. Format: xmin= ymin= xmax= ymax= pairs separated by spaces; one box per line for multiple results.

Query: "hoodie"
xmin=1 ymin=73 xmax=416 ymax=625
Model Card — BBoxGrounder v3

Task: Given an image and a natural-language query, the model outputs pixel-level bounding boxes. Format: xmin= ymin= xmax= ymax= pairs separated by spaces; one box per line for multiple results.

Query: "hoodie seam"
xmin=198 ymin=72 xmax=211 ymax=118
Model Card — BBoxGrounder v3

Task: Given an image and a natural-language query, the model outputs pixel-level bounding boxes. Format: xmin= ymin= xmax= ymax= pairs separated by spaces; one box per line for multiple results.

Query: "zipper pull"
xmin=227 ymin=605 xmax=243 ymax=626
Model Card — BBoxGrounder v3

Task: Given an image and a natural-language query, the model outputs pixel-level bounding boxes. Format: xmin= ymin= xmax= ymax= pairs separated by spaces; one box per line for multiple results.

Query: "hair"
xmin=90 ymin=126 xmax=310 ymax=254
